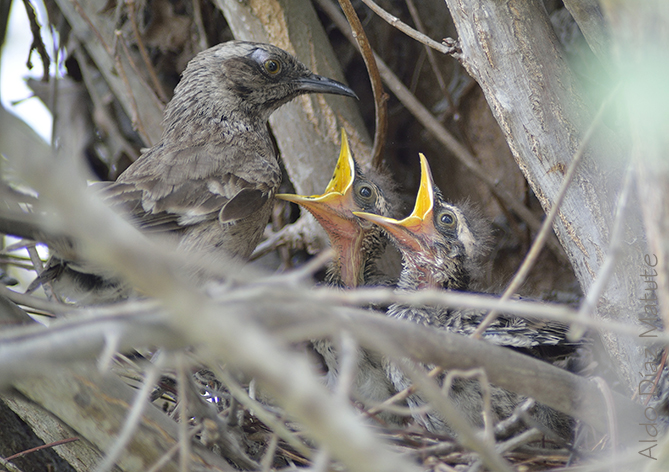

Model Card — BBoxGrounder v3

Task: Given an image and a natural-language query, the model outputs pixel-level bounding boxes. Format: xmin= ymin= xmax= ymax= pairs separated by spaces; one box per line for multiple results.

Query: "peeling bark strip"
xmin=443 ymin=0 xmax=647 ymax=392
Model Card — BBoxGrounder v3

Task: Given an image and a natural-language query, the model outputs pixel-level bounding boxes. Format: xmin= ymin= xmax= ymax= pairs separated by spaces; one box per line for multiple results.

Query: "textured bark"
xmin=442 ymin=0 xmax=648 ymax=394
xmin=10 ymin=364 xmax=234 ymax=472
xmin=1 ymin=393 xmax=104 ymax=472
xmin=52 ymin=0 xmax=164 ymax=145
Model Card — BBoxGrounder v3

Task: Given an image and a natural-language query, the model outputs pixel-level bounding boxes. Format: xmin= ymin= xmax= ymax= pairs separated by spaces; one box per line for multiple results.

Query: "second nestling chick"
xmin=355 ymin=154 xmax=576 ymax=440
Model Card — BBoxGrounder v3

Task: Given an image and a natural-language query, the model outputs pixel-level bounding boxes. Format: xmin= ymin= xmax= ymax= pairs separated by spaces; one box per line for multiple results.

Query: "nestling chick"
xmin=356 ymin=154 xmax=574 ymax=439
xmin=278 ymin=130 xmax=403 ymax=425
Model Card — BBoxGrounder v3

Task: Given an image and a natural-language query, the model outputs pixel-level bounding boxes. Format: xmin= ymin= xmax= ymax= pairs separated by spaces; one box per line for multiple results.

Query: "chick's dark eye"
xmin=359 ymin=185 xmax=373 ymax=198
xmin=264 ymin=59 xmax=281 ymax=75
xmin=440 ymin=212 xmax=455 ymax=226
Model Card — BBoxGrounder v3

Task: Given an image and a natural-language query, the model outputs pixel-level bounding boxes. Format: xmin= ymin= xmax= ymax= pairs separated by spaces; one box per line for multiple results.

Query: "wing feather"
xmin=102 ymin=142 xmax=280 ymax=233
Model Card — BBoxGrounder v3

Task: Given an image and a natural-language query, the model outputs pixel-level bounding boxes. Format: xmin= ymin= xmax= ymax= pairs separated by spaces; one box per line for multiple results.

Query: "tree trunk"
xmin=442 ymin=0 xmax=649 ymax=395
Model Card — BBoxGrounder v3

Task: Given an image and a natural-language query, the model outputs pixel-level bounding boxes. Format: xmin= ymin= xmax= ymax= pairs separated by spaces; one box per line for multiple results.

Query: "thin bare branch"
xmin=125 ymin=0 xmax=169 ymax=104
xmin=592 ymin=377 xmax=618 ymax=455
xmin=0 ymin=456 xmax=25 ymax=472
xmin=114 ymin=30 xmax=151 ymax=143
xmin=176 ymin=355 xmax=190 ymax=472
xmin=358 ymin=0 xmax=455 ymax=54
xmin=336 ymin=0 xmax=388 ymax=168
xmin=4 ymin=437 xmax=80 ymax=462
xmin=398 ymin=359 xmax=514 ymax=472
xmin=216 ymin=369 xmax=313 ymax=459
xmin=405 ymin=0 xmax=449 ymax=98
xmin=95 ymin=353 xmax=164 ymax=472
xmin=145 ymin=425 xmax=205 ymax=472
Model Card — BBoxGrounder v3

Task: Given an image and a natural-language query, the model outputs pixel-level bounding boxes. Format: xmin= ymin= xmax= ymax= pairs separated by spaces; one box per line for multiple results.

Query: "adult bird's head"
xmin=163 ymin=41 xmax=357 ymax=139
xmin=277 ymin=129 xmax=393 ymax=287
xmin=355 ymin=154 xmax=490 ymax=291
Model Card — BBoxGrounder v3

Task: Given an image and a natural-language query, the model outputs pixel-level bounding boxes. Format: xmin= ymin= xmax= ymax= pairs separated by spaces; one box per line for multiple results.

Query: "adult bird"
xmin=18 ymin=41 xmax=358 ymax=303
xmin=355 ymin=154 xmax=575 ymax=439
xmin=277 ymin=131 xmax=402 ymax=425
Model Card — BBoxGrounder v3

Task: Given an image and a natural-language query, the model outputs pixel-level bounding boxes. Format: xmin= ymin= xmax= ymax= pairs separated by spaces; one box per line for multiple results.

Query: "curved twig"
xmin=336 ymin=0 xmax=388 ymax=169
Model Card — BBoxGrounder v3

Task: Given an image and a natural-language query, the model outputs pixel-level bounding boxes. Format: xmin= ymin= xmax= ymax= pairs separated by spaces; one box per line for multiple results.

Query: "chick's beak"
xmin=277 ymin=129 xmax=358 ymax=237
xmin=354 ymin=153 xmax=437 ymax=252
xmin=277 ymin=130 xmax=366 ymax=287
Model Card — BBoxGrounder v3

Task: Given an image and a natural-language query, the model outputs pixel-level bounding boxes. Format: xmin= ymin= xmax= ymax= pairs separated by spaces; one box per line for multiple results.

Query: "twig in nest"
xmin=260 ymin=430 xmax=280 ymax=472
xmin=442 ymin=368 xmax=494 ymax=443
xmin=493 ymin=398 xmax=535 ymax=440
xmin=366 ymin=365 xmax=443 ymax=418
xmin=643 ymin=347 xmax=668 ymax=406
xmin=4 ymin=437 xmax=80 ymax=462
xmin=399 ymin=358 xmax=515 ymax=472
xmin=145 ymin=424 xmax=204 ymax=472
xmin=336 ymin=0 xmax=388 ymax=169
xmin=215 ymin=368 xmax=314 ymax=459
xmin=472 ymin=83 xmax=621 ymax=340
xmin=0 ymin=284 xmax=66 ymax=316
xmin=251 ymin=213 xmax=318 ymax=260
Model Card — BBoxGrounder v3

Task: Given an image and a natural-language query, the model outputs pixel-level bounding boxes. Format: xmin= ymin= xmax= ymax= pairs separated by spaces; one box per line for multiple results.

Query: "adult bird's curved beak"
xmin=277 ymin=129 xmax=365 ymax=286
xmin=354 ymin=153 xmax=437 ymax=253
xmin=295 ymin=74 xmax=358 ymax=99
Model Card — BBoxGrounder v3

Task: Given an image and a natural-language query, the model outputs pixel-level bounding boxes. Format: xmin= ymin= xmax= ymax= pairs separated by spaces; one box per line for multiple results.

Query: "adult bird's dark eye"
xmin=264 ymin=59 xmax=281 ymax=75
xmin=359 ymin=186 xmax=372 ymax=198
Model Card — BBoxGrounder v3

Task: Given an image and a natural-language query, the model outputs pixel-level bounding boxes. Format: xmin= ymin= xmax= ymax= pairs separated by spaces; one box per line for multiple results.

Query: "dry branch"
xmin=0 ymin=103 xmax=422 ymax=472
xmin=53 ymin=0 xmax=164 ymax=145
